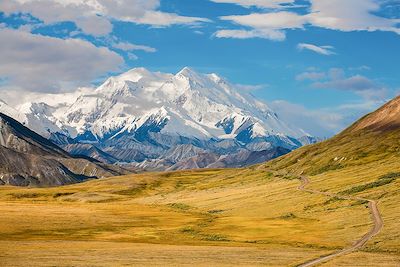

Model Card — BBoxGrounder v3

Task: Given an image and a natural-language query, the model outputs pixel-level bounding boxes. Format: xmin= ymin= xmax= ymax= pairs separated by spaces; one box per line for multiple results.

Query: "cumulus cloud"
xmin=297 ymin=43 xmax=336 ymax=55
xmin=0 ymin=27 xmax=123 ymax=92
xmin=112 ymin=42 xmax=157 ymax=53
xmin=131 ymin=10 xmax=210 ymax=26
xmin=216 ymin=11 xmax=306 ymax=40
xmin=210 ymin=0 xmax=295 ymax=8
xmin=307 ymin=0 xmax=400 ymax=34
xmin=0 ymin=0 xmax=209 ymax=36
xmin=214 ymin=29 xmax=286 ymax=40
xmin=0 ymin=0 xmax=208 ymax=92
xmin=214 ymin=0 xmax=400 ymax=39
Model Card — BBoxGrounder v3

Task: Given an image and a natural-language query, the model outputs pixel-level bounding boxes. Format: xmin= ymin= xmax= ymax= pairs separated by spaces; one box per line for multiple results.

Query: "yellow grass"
xmin=1 ymin=164 xmax=398 ymax=266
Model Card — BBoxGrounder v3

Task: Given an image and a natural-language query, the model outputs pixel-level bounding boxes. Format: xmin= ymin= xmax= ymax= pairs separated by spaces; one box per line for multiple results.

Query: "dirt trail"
xmin=297 ymin=176 xmax=383 ymax=267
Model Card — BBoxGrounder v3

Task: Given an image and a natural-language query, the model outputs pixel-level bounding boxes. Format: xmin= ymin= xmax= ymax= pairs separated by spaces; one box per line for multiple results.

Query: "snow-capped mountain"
xmin=0 ymin=67 xmax=316 ymax=170
xmin=0 ymin=99 xmax=25 ymax=122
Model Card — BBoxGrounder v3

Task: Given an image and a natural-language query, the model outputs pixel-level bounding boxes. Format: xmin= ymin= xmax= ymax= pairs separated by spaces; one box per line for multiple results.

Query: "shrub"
xmin=340 ymin=172 xmax=400 ymax=195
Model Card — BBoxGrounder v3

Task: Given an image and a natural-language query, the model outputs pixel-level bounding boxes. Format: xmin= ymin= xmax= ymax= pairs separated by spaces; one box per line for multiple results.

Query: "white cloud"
xmin=297 ymin=43 xmax=336 ymax=55
xmin=311 ymin=69 xmax=388 ymax=101
xmin=0 ymin=0 xmax=211 ymax=95
xmin=270 ymin=97 xmax=389 ymax=137
xmin=131 ymin=11 xmax=210 ymax=26
xmin=127 ymin=53 xmax=139 ymax=61
xmin=0 ymin=87 xmax=94 ymax=107
xmin=213 ymin=0 xmax=400 ymax=39
xmin=74 ymin=15 xmax=113 ymax=36
xmin=0 ymin=0 xmax=209 ymax=36
xmin=112 ymin=42 xmax=157 ymax=53
xmin=307 ymin=0 xmax=400 ymax=34
xmin=314 ymin=75 xmax=377 ymax=91
xmin=221 ymin=11 xmax=306 ymax=29
xmin=216 ymin=11 xmax=306 ymax=40
xmin=296 ymin=71 xmax=326 ymax=81
xmin=214 ymin=29 xmax=286 ymax=40
xmin=270 ymin=100 xmax=344 ymax=136
xmin=0 ymin=0 xmax=113 ymax=36
xmin=0 ymin=27 xmax=123 ymax=92
xmin=210 ymin=0 xmax=295 ymax=8
xmin=235 ymin=83 xmax=268 ymax=91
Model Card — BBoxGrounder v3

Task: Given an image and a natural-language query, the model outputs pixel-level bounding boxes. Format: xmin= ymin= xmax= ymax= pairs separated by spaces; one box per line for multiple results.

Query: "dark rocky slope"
xmin=0 ymin=113 xmax=128 ymax=186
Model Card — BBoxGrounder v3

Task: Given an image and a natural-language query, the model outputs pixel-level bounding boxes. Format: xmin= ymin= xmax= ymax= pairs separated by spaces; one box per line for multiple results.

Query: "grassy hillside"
xmin=259 ymin=97 xmax=400 ymax=263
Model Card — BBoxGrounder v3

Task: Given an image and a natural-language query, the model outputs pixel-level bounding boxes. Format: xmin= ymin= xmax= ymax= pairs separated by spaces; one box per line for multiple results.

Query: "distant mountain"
xmin=131 ymin=145 xmax=291 ymax=171
xmin=0 ymin=67 xmax=317 ymax=170
xmin=0 ymin=113 xmax=127 ymax=186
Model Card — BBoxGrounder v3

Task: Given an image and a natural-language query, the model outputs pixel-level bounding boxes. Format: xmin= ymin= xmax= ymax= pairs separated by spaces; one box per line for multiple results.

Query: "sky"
xmin=0 ymin=0 xmax=399 ymax=137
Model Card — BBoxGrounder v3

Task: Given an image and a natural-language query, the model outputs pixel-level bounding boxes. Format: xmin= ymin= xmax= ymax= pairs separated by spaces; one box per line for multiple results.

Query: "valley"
xmin=1 ymin=96 xmax=400 ymax=266
xmin=1 ymin=1 xmax=399 ymax=266
xmin=0 ymin=161 xmax=398 ymax=266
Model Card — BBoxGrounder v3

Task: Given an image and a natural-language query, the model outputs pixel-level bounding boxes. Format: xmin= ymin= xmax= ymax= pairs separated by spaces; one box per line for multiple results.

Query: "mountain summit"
xmin=0 ymin=67 xmax=315 ymax=170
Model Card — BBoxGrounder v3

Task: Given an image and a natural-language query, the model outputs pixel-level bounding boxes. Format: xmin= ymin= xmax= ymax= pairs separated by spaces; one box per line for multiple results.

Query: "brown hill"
xmin=0 ymin=113 xmax=128 ymax=186
xmin=265 ymin=95 xmax=400 ymax=175
xmin=347 ymin=95 xmax=400 ymax=133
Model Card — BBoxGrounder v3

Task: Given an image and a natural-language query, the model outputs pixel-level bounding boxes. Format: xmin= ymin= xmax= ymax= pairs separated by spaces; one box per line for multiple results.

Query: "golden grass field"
xmin=0 ymin=156 xmax=399 ymax=266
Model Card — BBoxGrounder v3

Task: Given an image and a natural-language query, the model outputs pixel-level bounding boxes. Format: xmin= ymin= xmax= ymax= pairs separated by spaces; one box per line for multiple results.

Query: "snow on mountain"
xmin=11 ymin=67 xmax=306 ymax=142
xmin=0 ymin=99 xmax=26 ymax=122
xmin=3 ymin=67 xmax=316 ymax=169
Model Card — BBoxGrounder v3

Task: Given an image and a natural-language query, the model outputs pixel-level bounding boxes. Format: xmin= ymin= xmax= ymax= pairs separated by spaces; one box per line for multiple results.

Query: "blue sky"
xmin=0 ymin=0 xmax=399 ymax=136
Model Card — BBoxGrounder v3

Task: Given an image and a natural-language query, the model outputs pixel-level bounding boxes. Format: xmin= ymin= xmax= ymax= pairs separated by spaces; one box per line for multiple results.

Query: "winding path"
xmin=297 ymin=176 xmax=383 ymax=267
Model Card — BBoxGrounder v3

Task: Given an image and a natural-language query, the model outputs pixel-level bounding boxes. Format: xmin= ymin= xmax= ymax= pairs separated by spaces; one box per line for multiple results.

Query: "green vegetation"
xmin=8 ymin=192 xmax=43 ymax=199
xmin=207 ymin=209 xmax=224 ymax=214
xmin=201 ymin=234 xmax=229 ymax=242
xmin=323 ymin=196 xmax=343 ymax=205
xmin=53 ymin=192 xmax=74 ymax=198
xmin=379 ymin=172 xmax=400 ymax=181
xmin=311 ymin=163 xmax=344 ymax=175
xmin=279 ymin=213 xmax=297 ymax=219
xmin=168 ymin=202 xmax=192 ymax=211
xmin=340 ymin=172 xmax=400 ymax=195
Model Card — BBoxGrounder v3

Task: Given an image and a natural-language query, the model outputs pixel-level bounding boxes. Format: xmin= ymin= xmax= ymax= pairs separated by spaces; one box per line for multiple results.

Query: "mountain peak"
xmin=0 ymin=98 xmax=26 ymax=122
xmin=117 ymin=67 xmax=153 ymax=82
xmin=176 ymin=67 xmax=200 ymax=79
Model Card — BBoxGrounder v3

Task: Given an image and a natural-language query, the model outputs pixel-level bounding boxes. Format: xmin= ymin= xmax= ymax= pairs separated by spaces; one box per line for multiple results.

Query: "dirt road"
xmin=297 ymin=176 xmax=383 ymax=267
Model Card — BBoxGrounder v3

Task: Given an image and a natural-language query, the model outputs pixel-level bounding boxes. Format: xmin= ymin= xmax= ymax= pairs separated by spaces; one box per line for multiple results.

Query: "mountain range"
xmin=0 ymin=67 xmax=317 ymax=170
